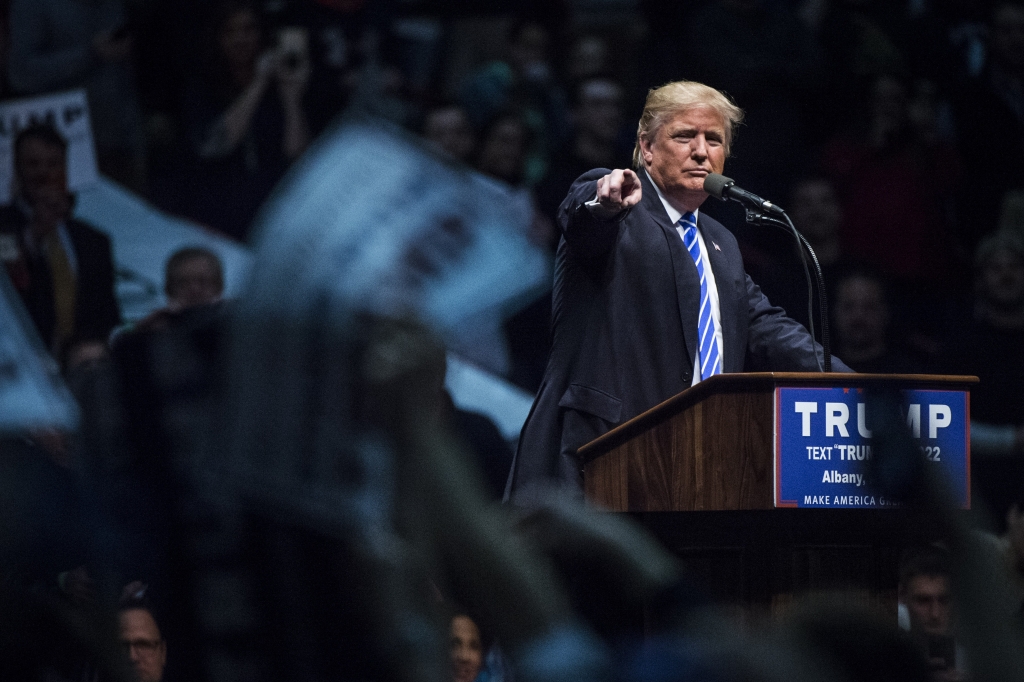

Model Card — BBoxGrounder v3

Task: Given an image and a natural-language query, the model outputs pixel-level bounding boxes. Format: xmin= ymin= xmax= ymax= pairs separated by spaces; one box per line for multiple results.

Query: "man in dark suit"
xmin=506 ymin=80 xmax=850 ymax=502
xmin=0 ymin=124 xmax=120 ymax=359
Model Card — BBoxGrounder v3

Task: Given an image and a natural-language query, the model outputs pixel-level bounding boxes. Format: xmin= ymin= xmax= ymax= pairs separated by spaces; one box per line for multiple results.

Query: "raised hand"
xmin=592 ymin=168 xmax=642 ymax=218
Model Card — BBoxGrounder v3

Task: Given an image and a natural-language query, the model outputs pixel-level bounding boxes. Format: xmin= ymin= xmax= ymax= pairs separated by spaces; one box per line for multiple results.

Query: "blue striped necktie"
xmin=680 ymin=212 xmax=721 ymax=380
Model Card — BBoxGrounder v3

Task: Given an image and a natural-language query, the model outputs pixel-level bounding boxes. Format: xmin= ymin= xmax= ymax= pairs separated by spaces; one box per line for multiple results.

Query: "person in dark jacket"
xmin=0 ymin=124 xmax=120 ymax=358
xmin=506 ymin=81 xmax=850 ymax=502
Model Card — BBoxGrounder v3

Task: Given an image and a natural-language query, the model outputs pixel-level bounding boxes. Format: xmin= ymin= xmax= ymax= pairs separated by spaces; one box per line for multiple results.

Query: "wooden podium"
xmin=577 ymin=373 xmax=977 ymax=616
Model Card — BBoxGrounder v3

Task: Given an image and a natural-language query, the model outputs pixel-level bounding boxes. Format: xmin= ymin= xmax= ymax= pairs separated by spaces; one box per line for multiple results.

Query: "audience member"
xmin=450 ymin=612 xmax=486 ymax=682
xmin=939 ymin=232 xmax=1024 ymax=521
xmin=803 ymin=0 xmax=907 ymax=139
xmin=7 ymin=0 xmax=146 ymax=190
xmin=423 ymin=104 xmax=476 ymax=164
xmin=114 ymin=247 xmax=225 ymax=339
xmin=823 ymin=73 xmax=961 ymax=296
xmin=271 ymin=0 xmax=381 ymax=134
xmin=898 ymin=546 xmax=964 ymax=680
xmin=940 ymin=232 xmax=1024 ymax=454
xmin=0 ymin=124 xmax=121 ymax=359
xmin=832 ymin=268 xmax=923 ymax=374
xmin=164 ymin=247 xmax=224 ymax=311
xmin=475 ymin=112 xmax=531 ymax=187
xmin=471 ymin=110 xmax=556 ymax=248
xmin=746 ymin=175 xmax=851 ymax=335
xmin=459 ymin=21 xmax=569 ymax=186
xmin=180 ymin=1 xmax=311 ymax=240
xmin=789 ymin=175 xmax=844 ymax=268
xmin=564 ymin=35 xmax=610 ymax=86
xmin=119 ymin=583 xmax=167 ymax=682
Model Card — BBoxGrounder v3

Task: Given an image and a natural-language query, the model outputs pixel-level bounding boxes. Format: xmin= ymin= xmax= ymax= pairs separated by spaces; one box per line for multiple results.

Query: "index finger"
xmin=605 ymin=169 xmax=626 ymax=204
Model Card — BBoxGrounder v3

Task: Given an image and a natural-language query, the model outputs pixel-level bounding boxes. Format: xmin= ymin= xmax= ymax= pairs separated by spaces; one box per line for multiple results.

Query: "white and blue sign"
xmin=775 ymin=387 xmax=970 ymax=509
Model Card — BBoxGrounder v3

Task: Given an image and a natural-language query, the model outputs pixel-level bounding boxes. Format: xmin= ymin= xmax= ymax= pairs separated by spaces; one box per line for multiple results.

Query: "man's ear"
xmin=638 ymin=133 xmax=653 ymax=166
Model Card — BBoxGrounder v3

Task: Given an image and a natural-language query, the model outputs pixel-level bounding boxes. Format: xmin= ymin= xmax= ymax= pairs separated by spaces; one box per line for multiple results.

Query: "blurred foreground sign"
xmin=0 ymin=270 xmax=78 ymax=432
xmin=0 ymin=90 xmax=99 ymax=205
xmin=245 ymin=117 xmax=547 ymax=334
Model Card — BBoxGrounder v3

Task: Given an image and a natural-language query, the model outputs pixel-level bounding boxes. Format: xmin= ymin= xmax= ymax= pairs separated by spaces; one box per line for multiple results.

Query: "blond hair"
xmin=632 ymin=81 xmax=744 ymax=169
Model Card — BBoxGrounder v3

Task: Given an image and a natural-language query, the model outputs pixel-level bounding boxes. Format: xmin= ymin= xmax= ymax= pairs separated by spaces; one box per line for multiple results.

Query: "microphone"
xmin=703 ymin=173 xmax=785 ymax=216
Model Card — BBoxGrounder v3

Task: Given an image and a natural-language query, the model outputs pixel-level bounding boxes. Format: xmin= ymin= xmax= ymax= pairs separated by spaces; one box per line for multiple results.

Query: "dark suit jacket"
xmin=0 ymin=203 xmax=121 ymax=352
xmin=506 ymin=169 xmax=850 ymax=502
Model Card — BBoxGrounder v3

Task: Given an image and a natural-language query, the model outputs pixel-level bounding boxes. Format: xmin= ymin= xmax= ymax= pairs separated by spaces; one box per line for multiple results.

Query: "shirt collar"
xmin=645 ymin=169 xmax=698 ymax=226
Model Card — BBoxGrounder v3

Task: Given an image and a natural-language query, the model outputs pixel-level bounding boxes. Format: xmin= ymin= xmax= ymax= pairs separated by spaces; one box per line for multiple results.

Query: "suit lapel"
xmin=637 ymin=171 xmax=700 ymax=371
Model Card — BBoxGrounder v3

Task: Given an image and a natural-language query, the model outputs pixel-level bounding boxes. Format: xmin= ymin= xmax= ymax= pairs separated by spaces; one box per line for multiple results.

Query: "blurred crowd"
xmin=2 ymin=0 xmax=1024 ymax=681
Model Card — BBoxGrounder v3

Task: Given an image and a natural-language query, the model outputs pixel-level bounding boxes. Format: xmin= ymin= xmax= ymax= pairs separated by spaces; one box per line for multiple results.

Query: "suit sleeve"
xmin=743 ymin=274 xmax=853 ymax=373
xmin=72 ymin=224 xmax=122 ymax=342
xmin=556 ymin=168 xmax=629 ymax=262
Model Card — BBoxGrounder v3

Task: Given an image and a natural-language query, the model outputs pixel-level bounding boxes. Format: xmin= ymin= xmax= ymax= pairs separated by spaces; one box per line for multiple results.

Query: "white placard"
xmin=0 ymin=89 xmax=99 ymax=204
xmin=245 ymin=117 xmax=549 ymax=337
xmin=0 ymin=269 xmax=79 ymax=433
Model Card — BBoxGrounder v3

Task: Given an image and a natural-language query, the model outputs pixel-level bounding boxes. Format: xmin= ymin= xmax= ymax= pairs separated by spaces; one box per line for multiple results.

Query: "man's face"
xmin=576 ymin=80 xmax=623 ymax=142
xmin=450 ymin=615 xmax=483 ymax=682
xmin=790 ymin=180 xmax=842 ymax=243
xmin=167 ymin=256 xmax=223 ymax=309
xmin=16 ymin=137 xmax=67 ymax=202
xmin=478 ymin=118 xmax=526 ymax=183
xmin=980 ymin=248 xmax=1024 ymax=310
xmin=834 ymin=276 xmax=889 ymax=351
xmin=902 ymin=574 xmax=953 ymax=637
xmin=640 ymin=105 xmax=727 ymax=212
xmin=119 ymin=608 xmax=167 ymax=682
xmin=424 ymin=107 xmax=475 ymax=162
xmin=510 ymin=24 xmax=549 ymax=77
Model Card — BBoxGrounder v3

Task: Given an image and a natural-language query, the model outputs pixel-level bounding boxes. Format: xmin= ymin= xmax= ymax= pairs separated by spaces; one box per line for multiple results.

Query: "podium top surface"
xmin=576 ymin=372 xmax=978 ymax=461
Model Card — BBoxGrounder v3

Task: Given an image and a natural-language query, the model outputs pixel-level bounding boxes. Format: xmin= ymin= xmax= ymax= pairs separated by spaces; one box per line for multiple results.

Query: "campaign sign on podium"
xmin=774 ymin=387 xmax=970 ymax=509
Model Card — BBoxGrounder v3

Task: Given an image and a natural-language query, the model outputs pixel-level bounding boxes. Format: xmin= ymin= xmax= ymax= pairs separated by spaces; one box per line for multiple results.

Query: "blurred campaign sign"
xmin=0 ymin=90 xmax=99 ymax=205
xmin=445 ymin=353 xmax=534 ymax=442
xmin=0 ymin=269 xmax=78 ymax=433
xmin=244 ymin=116 xmax=548 ymax=342
xmin=775 ymin=386 xmax=970 ymax=509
